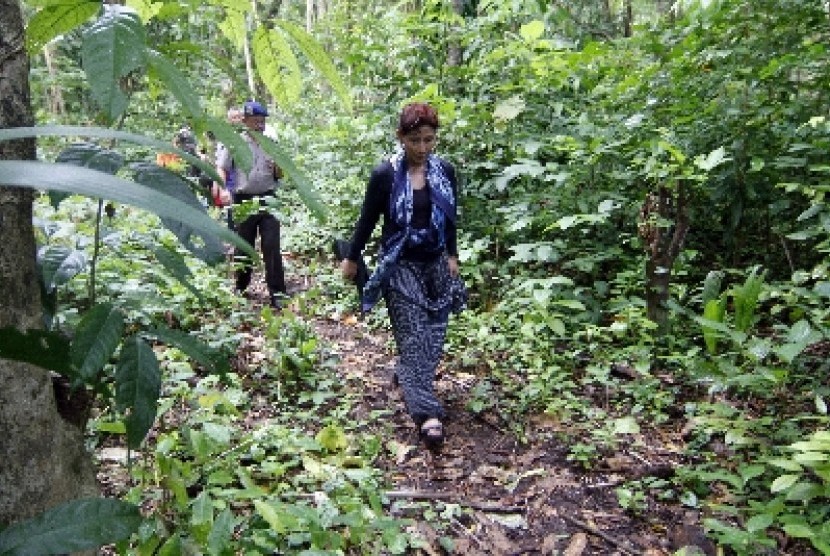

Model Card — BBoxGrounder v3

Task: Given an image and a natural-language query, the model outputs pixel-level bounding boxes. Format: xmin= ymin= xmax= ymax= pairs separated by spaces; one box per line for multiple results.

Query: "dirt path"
xmin=311 ymin=315 xmax=661 ymax=556
xmin=245 ymin=269 xmax=694 ymax=556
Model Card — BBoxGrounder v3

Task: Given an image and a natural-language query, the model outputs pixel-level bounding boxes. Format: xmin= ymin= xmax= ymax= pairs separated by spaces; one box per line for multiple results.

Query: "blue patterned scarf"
xmin=361 ymin=150 xmax=456 ymax=312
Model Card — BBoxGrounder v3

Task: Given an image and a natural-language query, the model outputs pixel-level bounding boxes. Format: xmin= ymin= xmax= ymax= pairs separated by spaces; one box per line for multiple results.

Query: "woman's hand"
xmin=340 ymin=258 xmax=358 ymax=281
xmin=448 ymin=256 xmax=459 ymax=277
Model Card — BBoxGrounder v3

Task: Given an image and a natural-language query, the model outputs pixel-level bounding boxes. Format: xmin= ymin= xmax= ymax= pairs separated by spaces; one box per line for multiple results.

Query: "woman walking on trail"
xmin=340 ymin=102 xmax=466 ymax=450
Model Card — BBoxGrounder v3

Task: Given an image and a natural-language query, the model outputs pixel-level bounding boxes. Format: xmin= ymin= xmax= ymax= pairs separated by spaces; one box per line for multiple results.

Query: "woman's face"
xmin=398 ymin=125 xmax=437 ymax=166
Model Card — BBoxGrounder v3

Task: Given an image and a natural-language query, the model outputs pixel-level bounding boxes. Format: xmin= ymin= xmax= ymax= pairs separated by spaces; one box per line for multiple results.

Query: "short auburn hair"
xmin=398 ymin=102 xmax=439 ymax=134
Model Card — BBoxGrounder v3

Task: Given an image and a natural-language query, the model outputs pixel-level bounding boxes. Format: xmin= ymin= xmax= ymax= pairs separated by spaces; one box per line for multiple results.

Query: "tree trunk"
xmin=447 ymin=0 xmax=464 ymax=67
xmin=42 ymin=43 xmax=66 ymax=117
xmin=243 ymin=0 xmax=257 ymax=97
xmin=0 ymin=0 xmax=97 ymax=528
xmin=623 ymin=0 xmax=633 ymax=37
xmin=645 ymin=254 xmax=672 ymax=330
xmin=638 ymin=183 xmax=690 ymax=334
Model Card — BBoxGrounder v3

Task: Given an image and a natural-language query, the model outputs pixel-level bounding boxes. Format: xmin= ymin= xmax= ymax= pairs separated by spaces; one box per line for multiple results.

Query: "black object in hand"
xmin=332 ymin=238 xmax=369 ymax=296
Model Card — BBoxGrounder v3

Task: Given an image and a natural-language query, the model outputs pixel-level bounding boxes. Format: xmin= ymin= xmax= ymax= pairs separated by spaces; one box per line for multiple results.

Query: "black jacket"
xmin=347 ymin=158 xmax=458 ymax=262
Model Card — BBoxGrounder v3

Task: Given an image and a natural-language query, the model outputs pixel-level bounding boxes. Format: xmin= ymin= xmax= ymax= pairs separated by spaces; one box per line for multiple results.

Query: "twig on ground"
xmin=586 ymin=464 xmax=676 ymax=490
xmin=385 ymin=490 xmax=454 ymax=501
xmin=560 ymin=513 xmax=641 ymax=556
xmin=384 ymin=490 xmax=525 ymax=513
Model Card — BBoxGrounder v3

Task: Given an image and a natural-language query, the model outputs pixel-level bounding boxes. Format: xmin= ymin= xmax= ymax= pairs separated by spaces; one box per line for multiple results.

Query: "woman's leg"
xmin=386 ymin=272 xmax=449 ymax=425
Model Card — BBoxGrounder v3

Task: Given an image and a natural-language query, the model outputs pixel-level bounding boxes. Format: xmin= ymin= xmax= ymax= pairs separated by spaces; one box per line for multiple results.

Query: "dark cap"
xmin=243 ymin=100 xmax=269 ymax=117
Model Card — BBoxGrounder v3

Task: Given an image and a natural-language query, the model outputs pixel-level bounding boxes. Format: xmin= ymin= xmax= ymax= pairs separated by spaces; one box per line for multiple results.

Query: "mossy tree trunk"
xmin=0 ymin=0 xmax=97 ymax=528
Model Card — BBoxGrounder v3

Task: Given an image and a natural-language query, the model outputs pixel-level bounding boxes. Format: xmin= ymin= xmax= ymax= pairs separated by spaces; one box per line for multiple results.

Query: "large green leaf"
xmin=144 ymin=324 xmax=231 ymax=377
xmin=0 ymin=497 xmax=141 ymax=555
xmin=494 ymin=95 xmax=526 ymax=122
xmin=81 ymin=5 xmax=147 ymax=122
xmin=38 ymin=245 xmax=88 ymax=293
xmin=0 ymin=327 xmax=71 ymax=375
xmin=702 ymin=296 xmax=727 ymax=355
xmin=695 ymin=146 xmax=731 ymax=172
xmin=0 ymin=160 xmax=255 ymax=259
xmin=519 ymin=20 xmax=545 ymax=42
xmin=51 ymin=142 xmax=126 ymax=207
xmin=0 ymin=125 xmax=220 ymax=182
xmin=55 ymin=142 xmax=125 ymax=174
xmin=130 ymin=162 xmax=225 ymax=263
xmin=251 ymin=131 xmax=327 ymax=222
xmin=115 ymin=335 xmax=161 ymax=448
xmin=253 ymin=26 xmax=302 ymax=107
xmin=701 ymin=270 xmax=724 ymax=305
xmin=733 ymin=267 xmax=765 ymax=333
xmin=150 ymin=244 xmax=203 ymax=301
xmin=51 ymin=142 xmax=126 ymax=205
xmin=25 ymin=0 xmax=101 ymax=54
xmin=70 ymin=303 xmax=125 ymax=383
xmin=274 ymin=20 xmax=352 ymax=112
xmin=145 ymin=49 xmax=205 ymax=120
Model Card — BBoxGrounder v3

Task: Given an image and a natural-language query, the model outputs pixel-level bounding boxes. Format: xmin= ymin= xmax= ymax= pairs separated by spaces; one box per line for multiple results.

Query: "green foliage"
xmin=145 ymin=324 xmax=231 ymax=377
xmin=81 ymin=5 xmax=146 ymax=123
xmin=25 ymin=0 xmax=100 ymax=54
xmin=12 ymin=0 xmax=830 ymax=553
xmin=116 ymin=335 xmax=162 ymax=448
xmin=732 ymin=267 xmax=766 ymax=333
xmin=0 ymin=498 xmax=141 ymax=555
xmin=274 ymin=20 xmax=352 ymax=113
xmin=70 ymin=302 xmax=125 ymax=382
xmin=0 ymin=160 xmax=248 ymax=257
xmin=113 ymin=352 xmax=408 ymax=553
xmin=253 ymin=26 xmax=302 ymax=108
xmin=702 ymin=296 xmax=727 ymax=355
xmin=0 ymin=327 xmax=71 ymax=375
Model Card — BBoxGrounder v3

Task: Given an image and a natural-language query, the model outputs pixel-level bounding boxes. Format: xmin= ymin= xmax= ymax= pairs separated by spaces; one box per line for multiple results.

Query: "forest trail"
xmin=233 ymin=268 xmax=699 ymax=556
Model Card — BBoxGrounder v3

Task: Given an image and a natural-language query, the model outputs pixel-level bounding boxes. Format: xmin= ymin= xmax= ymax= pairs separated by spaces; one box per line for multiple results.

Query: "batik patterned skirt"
xmin=383 ymin=254 xmax=466 ymax=425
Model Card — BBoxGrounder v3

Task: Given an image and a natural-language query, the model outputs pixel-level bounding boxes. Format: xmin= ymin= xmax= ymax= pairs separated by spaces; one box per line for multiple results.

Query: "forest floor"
xmin=96 ymin=265 xmax=716 ymax=555
xmin=224 ymin=271 xmax=713 ymax=556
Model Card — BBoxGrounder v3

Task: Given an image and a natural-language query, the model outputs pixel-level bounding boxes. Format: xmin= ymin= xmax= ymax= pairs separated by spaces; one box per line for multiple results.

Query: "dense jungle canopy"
xmin=1 ymin=0 xmax=829 ymax=554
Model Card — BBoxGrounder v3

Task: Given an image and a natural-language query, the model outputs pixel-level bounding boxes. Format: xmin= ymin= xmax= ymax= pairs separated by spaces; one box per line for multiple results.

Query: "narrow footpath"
xmin=237 ymin=269 xmax=699 ymax=556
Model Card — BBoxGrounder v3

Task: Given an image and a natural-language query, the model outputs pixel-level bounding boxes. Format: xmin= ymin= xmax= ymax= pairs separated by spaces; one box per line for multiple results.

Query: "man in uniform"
xmin=215 ymin=100 xmax=287 ymax=308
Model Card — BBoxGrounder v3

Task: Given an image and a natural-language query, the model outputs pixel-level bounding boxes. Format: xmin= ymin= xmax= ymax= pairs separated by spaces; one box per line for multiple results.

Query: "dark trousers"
xmin=234 ymin=210 xmax=286 ymax=295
